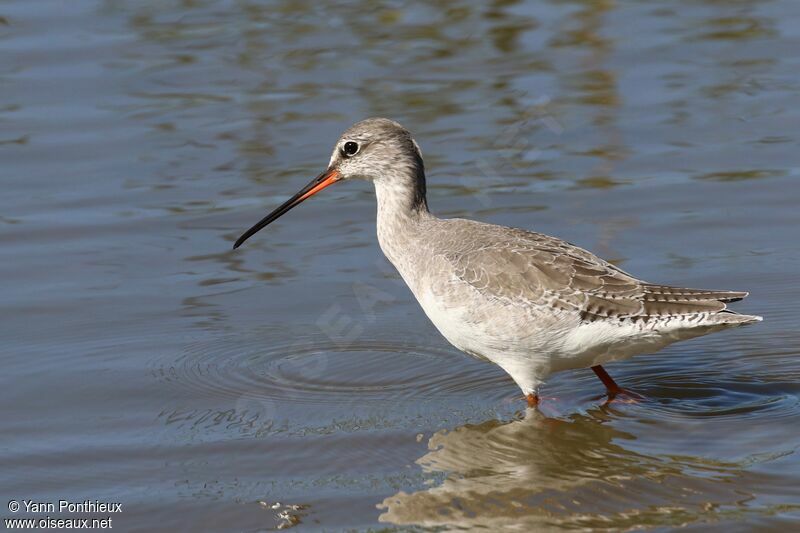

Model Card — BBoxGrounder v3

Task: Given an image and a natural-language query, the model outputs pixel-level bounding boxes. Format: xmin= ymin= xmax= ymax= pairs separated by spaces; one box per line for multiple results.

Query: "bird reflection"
xmin=379 ymin=409 xmax=756 ymax=529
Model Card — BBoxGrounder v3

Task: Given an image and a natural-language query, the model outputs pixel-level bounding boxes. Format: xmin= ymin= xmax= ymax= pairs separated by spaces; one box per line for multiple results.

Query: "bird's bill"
xmin=232 ymin=168 xmax=341 ymax=249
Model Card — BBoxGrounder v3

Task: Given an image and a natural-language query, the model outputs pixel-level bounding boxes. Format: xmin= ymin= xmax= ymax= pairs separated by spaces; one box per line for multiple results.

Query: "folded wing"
xmin=439 ymin=220 xmax=750 ymax=323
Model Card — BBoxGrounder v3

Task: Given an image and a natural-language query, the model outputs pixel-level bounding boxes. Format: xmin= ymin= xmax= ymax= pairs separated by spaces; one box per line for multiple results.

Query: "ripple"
xmin=150 ymin=328 xmax=512 ymax=408
xmin=645 ymin=383 xmax=800 ymax=421
xmin=564 ymin=369 xmax=800 ymax=426
xmin=555 ymin=356 xmax=800 ymax=426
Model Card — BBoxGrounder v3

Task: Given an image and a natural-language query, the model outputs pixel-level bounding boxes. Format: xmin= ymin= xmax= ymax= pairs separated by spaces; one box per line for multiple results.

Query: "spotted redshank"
xmin=233 ymin=118 xmax=762 ymax=407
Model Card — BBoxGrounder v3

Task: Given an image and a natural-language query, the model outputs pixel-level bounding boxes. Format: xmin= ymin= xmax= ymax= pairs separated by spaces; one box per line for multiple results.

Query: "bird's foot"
xmin=524 ymin=393 xmax=559 ymax=408
xmin=603 ymin=388 xmax=646 ymax=405
xmin=525 ymin=393 xmax=538 ymax=408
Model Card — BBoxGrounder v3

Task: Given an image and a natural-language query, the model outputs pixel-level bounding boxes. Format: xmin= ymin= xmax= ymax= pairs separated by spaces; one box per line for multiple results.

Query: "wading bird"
xmin=233 ymin=118 xmax=761 ymax=407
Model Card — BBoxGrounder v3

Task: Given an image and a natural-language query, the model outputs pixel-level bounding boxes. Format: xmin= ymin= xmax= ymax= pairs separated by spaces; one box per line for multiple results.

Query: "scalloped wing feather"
xmin=436 ymin=219 xmax=750 ymax=323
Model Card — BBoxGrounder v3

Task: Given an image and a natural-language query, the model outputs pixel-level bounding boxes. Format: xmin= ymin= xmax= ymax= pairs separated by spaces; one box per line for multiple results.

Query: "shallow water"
xmin=2 ymin=0 xmax=799 ymax=530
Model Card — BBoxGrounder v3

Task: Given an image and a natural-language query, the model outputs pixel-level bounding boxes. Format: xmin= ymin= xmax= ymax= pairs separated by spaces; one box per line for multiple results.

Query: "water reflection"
xmin=379 ymin=408 xmax=797 ymax=529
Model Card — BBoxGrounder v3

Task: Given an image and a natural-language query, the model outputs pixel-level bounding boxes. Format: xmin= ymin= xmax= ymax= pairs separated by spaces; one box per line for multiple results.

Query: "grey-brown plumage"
xmin=234 ymin=117 xmax=762 ymax=403
xmin=430 ymin=219 xmax=748 ymax=323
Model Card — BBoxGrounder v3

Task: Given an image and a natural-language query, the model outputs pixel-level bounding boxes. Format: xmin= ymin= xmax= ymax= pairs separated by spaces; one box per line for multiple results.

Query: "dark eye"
xmin=342 ymin=141 xmax=359 ymax=157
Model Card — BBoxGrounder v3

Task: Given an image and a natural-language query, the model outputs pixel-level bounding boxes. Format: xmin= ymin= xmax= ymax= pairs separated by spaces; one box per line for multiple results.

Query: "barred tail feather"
xmin=706 ymin=310 xmax=763 ymax=326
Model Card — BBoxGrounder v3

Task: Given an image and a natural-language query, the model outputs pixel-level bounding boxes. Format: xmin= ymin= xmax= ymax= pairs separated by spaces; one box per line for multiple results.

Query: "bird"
xmin=233 ymin=118 xmax=762 ymax=408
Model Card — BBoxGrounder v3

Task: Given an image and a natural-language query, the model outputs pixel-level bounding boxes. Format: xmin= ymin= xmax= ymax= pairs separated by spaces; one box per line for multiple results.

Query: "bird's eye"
xmin=342 ymin=141 xmax=359 ymax=157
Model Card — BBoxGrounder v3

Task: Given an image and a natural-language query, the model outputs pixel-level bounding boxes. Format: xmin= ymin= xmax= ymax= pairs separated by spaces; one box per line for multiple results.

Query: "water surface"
xmin=2 ymin=0 xmax=799 ymax=530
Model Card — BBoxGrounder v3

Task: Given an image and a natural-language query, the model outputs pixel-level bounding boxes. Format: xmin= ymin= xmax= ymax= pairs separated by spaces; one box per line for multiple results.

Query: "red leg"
xmin=525 ymin=393 xmax=539 ymax=408
xmin=592 ymin=365 xmax=645 ymax=404
xmin=591 ymin=365 xmax=622 ymax=395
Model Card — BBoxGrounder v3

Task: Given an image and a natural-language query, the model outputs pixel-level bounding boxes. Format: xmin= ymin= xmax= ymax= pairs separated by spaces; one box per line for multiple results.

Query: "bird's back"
xmin=418 ymin=217 xmax=761 ymax=329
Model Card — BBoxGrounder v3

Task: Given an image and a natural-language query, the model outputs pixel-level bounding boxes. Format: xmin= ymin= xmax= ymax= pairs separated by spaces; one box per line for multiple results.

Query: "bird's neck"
xmin=375 ymin=174 xmax=428 ymax=219
xmin=374 ymin=169 xmax=431 ymax=267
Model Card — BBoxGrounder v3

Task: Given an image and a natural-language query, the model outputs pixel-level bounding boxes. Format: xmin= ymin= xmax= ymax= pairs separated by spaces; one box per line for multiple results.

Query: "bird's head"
xmin=233 ymin=117 xmax=425 ymax=249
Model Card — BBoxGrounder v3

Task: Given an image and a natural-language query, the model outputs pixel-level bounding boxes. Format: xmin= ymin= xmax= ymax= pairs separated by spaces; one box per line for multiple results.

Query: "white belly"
xmin=411 ymin=282 xmax=689 ymax=395
xmin=412 ymin=285 xmax=565 ymax=393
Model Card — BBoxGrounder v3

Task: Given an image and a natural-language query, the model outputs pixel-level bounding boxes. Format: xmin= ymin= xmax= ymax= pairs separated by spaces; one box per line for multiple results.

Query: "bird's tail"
xmin=704 ymin=310 xmax=763 ymax=326
xmin=640 ymin=284 xmax=762 ymax=328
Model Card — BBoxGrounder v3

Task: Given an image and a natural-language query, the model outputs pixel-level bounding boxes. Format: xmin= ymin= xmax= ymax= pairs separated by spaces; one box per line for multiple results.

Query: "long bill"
xmin=232 ymin=168 xmax=341 ymax=249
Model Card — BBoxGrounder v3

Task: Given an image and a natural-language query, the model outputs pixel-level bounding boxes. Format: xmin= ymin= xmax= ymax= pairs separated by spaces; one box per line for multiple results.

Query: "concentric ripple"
xmin=642 ymin=379 xmax=800 ymax=421
xmin=150 ymin=328 xmax=512 ymax=407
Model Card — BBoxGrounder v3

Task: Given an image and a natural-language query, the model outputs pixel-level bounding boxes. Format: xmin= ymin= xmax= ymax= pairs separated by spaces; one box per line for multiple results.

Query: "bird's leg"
xmin=591 ymin=365 xmax=622 ymax=396
xmin=525 ymin=393 xmax=539 ymax=408
xmin=591 ymin=365 xmax=644 ymax=404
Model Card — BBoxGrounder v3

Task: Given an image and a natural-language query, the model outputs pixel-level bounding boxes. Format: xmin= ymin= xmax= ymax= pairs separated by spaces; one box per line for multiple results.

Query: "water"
xmin=2 ymin=0 xmax=799 ymax=530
